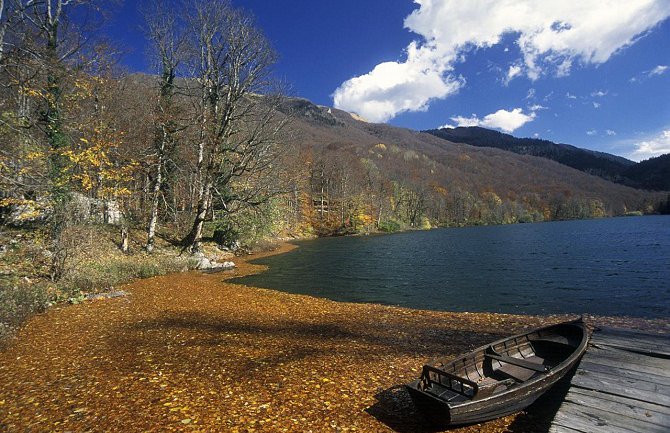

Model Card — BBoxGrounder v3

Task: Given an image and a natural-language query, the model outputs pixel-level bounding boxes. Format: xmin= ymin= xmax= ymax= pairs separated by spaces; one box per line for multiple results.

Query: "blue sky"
xmin=108 ymin=1 xmax=670 ymax=161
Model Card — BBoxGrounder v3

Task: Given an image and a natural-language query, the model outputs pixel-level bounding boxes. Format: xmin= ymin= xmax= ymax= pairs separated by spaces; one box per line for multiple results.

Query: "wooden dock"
xmin=549 ymin=326 xmax=670 ymax=433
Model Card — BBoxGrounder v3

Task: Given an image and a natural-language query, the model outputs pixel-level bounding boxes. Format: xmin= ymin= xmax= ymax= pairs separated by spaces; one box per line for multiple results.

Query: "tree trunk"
xmin=121 ymin=225 xmax=129 ymax=254
xmin=184 ymin=178 xmax=212 ymax=253
xmin=146 ymin=129 xmax=166 ymax=253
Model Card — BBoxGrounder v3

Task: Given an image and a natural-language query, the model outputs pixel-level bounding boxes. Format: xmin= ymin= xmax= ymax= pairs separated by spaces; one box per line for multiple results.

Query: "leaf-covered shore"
xmin=1 ymin=244 xmax=667 ymax=433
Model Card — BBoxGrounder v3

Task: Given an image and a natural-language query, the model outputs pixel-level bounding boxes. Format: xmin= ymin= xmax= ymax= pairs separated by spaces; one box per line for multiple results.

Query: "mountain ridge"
xmin=424 ymin=126 xmax=668 ymax=191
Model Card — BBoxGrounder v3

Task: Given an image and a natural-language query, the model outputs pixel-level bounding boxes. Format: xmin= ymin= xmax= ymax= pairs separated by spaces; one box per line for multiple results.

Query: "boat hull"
xmin=405 ymin=319 xmax=588 ymax=426
xmin=407 ymin=362 xmax=574 ymax=425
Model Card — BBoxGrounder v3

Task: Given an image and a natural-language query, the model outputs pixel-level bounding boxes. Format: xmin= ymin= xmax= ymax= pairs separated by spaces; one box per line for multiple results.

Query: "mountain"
xmin=423 ymin=126 xmax=670 ymax=190
xmin=623 ymin=153 xmax=670 ymax=191
xmin=273 ymin=97 xmax=664 ymax=232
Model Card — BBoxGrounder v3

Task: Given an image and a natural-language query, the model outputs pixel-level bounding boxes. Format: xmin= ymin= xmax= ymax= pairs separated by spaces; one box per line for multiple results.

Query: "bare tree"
xmin=181 ymin=0 xmax=287 ymax=253
xmin=142 ymin=0 xmax=186 ymax=253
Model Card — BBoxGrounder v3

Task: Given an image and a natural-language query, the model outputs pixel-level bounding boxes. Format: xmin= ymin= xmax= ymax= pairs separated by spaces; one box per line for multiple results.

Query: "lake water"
xmin=232 ymin=216 xmax=670 ymax=318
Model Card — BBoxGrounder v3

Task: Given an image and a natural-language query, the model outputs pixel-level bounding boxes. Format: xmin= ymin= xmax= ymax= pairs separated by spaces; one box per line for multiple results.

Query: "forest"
xmin=0 ymin=0 xmax=666 ymax=324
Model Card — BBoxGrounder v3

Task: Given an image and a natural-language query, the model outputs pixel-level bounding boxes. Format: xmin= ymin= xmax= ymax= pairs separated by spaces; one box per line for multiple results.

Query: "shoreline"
xmin=0 ymin=243 xmax=667 ymax=432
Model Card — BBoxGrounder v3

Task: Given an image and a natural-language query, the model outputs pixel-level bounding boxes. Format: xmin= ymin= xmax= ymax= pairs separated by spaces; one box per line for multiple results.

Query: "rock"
xmin=195 ymin=256 xmax=213 ymax=270
xmin=199 ymin=259 xmax=236 ymax=272
xmin=209 ymin=260 xmax=236 ymax=270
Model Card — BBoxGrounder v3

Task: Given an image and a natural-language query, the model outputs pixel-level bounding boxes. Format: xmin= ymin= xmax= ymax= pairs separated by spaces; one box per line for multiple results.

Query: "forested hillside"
xmin=425 ymin=126 xmax=670 ymax=189
xmin=624 ymin=153 xmax=670 ymax=191
xmin=272 ymin=99 xmax=663 ymax=237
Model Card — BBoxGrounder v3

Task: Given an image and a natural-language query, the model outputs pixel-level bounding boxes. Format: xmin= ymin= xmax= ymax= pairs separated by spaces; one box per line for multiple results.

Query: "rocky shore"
xmin=1 ymin=244 xmax=667 ymax=432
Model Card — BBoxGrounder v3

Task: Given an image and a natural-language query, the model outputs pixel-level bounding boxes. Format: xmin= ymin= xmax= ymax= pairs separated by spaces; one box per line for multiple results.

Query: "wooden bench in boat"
xmin=485 ymin=352 xmax=548 ymax=373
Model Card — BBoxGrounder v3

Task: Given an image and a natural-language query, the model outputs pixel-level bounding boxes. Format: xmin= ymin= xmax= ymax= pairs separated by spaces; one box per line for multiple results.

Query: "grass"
xmin=0 ymin=225 xmax=199 ymax=340
xmin=0 ymin=277 xmax=51 ymax=340
xmin=64 ymin=254 xmax=195 ymax=292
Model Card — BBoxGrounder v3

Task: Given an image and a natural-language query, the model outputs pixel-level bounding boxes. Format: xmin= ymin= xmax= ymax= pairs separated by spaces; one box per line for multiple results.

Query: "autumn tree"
xmin=0 ymin=1 xmax=108 ymax=214
xmin=142 ymin=0 xmax=187 ymax=253
xmin=181 ymin=0 xmax=287 ymax=253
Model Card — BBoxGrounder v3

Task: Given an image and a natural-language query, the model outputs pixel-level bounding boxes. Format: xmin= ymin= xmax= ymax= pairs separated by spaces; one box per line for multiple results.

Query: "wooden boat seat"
xmin=485 ymin=353 xmax=548 ymax=373
xmin=485 ymin=345 xmax=548 ymax=382
xmin=495 ymin=363 xmax=540 ymax=382
xmin=476 ymin=377 xmax=517 ymax=398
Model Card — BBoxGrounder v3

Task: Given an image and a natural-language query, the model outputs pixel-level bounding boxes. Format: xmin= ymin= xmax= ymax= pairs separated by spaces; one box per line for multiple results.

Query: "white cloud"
xmin=331 ymin=43 xmax=465 ymax=122
xmin=505 ymin=64 xmax=523 ymax=85
xmin=587 ymin=129 xmax=597 ymax=136
xmin=566 ymin=92 xmax=577 ymax=99
xmin=648 ymin=65 xmax=668 ymax=76
xmin=591 ymin=90 xmax=608 ymax=97
xmin=606 ymin=129 xmax=617 ymax=136
xmin=525 ymin=88 xmax=536 ymax=99
xmin=333 ymin=0 xmax=670 ymax=122
xmin=593 ymin=102 xmax=601 ymax=109
xmin=632 ymin=130 xmax=670 ymax=160
xmin=630 ymin=65 xmax=669 ymax=83
xmin=448 ymin=108 xmax=536 ymax=133
xmin=529 ymin=104 xmax=547 ymax=111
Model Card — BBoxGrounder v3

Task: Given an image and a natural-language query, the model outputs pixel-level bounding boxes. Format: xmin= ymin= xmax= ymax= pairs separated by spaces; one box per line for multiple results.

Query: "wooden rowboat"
xmin=405 ymin=318 xmax=588 ymax=426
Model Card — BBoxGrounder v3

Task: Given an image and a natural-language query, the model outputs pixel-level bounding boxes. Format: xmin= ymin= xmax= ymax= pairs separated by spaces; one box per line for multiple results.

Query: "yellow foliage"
xmin=26 ymin=151 xmax=45 ymax=161
xmin=432 ymin=184 xmax=448 ymax=197
xmin=59 ymin=120 xmax=138 ymax=198
xmin=355 ymin=212 xmax=374 ymax=227
xmin=0 ymin=198 xmax=37 ymax=207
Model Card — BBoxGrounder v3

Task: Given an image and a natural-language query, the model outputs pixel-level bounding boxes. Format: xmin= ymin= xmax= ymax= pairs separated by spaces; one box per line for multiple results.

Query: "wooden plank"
xmin=549 ymin=424 xmax=588 ymax=433
xmin=594 ymin=335 xmax=670 ymax=354
xmin=571 ymin=369 xmax=670 ymax=406
xmin=553 ymin=405 xmax=648 ymax=433
xmin=578 ymin=359 xmax=670 ymax=387
xmin=593 ymin=333 xmax=670 ymax=357
xmin=582 ymin=346 xmax=670 ymax=371
xmin=485 ymin=352 xmax=546 ymax=372
xmin=573 ymin=364 xmax=670 ymax=396
xmin=598 ymin=327 xmax=670 ymax=345
xmin=579 ymin=351 xmax=670 ymax=379
xmin=549 ymin=326 xmax=670 ymax=433
xmin=568 ymin=387 xmax=670 ymax=416
xmin=564 ymin=389 xmax=670 ymax=426
xmin=553 ymin=402 xmax=668 ymax=433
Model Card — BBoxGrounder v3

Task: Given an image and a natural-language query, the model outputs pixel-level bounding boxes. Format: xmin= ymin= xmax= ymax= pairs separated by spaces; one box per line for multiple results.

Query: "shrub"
xmin=378 ymin=219 xmax=403 ymax=233
xmin=0 ymin=279 xmax=51 ymax=340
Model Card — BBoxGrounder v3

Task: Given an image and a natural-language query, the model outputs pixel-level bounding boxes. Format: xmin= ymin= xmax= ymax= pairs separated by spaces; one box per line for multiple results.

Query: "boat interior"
xmin=418 ymin=323 xmax=584 ymax=403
